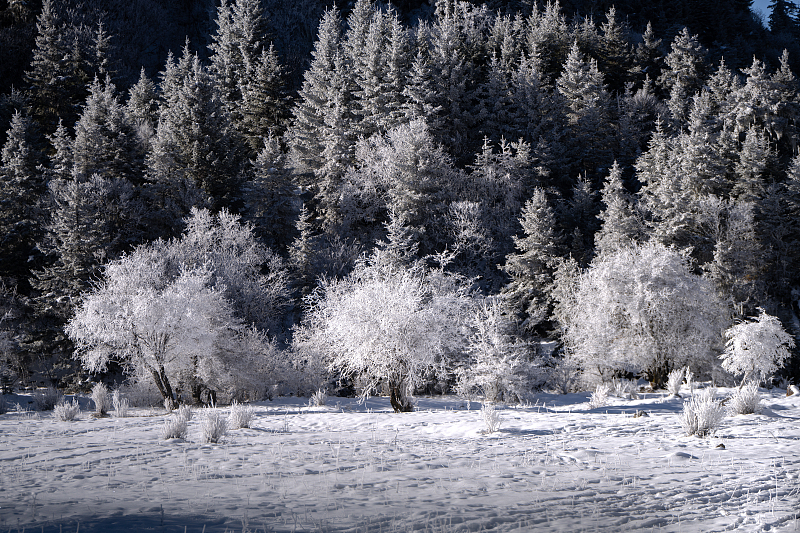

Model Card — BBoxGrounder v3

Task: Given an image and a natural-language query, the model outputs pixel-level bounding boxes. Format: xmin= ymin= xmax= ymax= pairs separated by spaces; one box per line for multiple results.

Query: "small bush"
xmin=112 ymin=389 xmax=129 ymax=417
xmin=201 ymin=409 xmax=227 ymax=443
xmin=666 ymin=367 xmax=685 ymax=397
xmin=177 ymin=404 xmax=193 ymax=422
xmin=588 ymin=383 xmax=610 ymax=409
xmin=611 ymin=378 xmax=637 ymax=399
xmin=481 ymin=402 xmax=502 ymax=434
xmin=91 ymin=383 xmax=110 ymax=415
xmin=308 ymin=388 xmax=327 ymax=407
xmin=727 ymin=382 xmax=762 ymax=415
xmin=680 ymin=388 xmax=725 ymax=437
xmin=54 ymin=399 xmax=81 ymax=421
xmin=162 ymin=414 xmax=188 ymax=440
xmin=227 ymin=401 xmax=253 ymax=429
xmin=33 ymin=386 xmax=62 ymax=411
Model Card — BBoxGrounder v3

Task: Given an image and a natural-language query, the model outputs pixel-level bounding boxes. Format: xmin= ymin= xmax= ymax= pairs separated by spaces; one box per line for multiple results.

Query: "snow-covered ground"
xmin=1 ymin=386 xmax=799 ymax=532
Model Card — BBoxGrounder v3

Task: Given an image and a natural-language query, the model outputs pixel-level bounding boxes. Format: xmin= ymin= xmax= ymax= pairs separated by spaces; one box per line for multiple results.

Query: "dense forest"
xmin=1 ymin=0 xmax=799 ymax=409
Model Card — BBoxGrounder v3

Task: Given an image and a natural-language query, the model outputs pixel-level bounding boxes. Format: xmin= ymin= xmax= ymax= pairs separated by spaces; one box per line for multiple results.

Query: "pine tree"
xmin=23 ymin=0 xmax=85 ymax=133
xmin=150 ymin=51 xmax=246 ymax=210
xmin=525 ymin=0 xmax=571 ymax=83
xmin=240 ymin=134 xmax=296 ymax=249
xmin=556 ymin=41 xmax=613 ymax=176
xmin=402 ymin=42 xmax=443 ymax=132
xmin=289 ymin=8 xmax=355 ymax=185
xmin=597 ymin=7 xmax=633 ymax=94
xmin=239 ymin=44 xmax=286 ymax=152
xmin=0 ymin=111 xmax=44 ymax=284
xmin=732 ymin=126 xmax=776 ymax=203
xmin=501 ymin=187 xmax=565 ymax=333
xmin=72 ymin=77 xmax=143 ymax=184
xmin=658 ymin=27 xmax=708 ymax=123
xmin=595 ymin=161 xmax=643 ymax=257
xmin=126 ymin=68 xmax=160 ymax=137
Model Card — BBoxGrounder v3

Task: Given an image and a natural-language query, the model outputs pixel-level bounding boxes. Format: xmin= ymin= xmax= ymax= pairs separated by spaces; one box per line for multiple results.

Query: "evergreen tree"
xmin=0 ymin=111 xmax=44 ymax=284
xmin=126 ymin=68 xmax=160 ymax=140
xmin=501 ymin=187 xmax=565 ymax=333
xmin=525 ymin=0 xmax=571 ymax=83
xmin=23 ymin=0 xmax=86 ymax=133
xmin=72 ymin=77 xmax=143 ymax=184
xmin=658 ymin=27 xmax=708 ymax=123
xmin=595 ymin=161 xmax=643 ymax=257
xmin=556 ymin=41 xmax=613 ymax=176
xmin=597 ymin=7 xmax=633 ymax=94
xmin=240 ymin=134 xmax=296 ymax=249
xmin=289 ymin=7 xmax=356 ymax=210
xmin=769 ymin=0 xmax=798 ymax=34
xmin=732 ymin=126 xmax=777 ymax=203
xmin=150 ymin=51 xmax=246 ymax=210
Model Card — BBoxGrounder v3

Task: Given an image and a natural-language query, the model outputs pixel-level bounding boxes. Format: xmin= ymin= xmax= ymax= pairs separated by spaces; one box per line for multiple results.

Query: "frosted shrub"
xmin=481 ymin=402 xmax=501 ymax=434
xmin=680 ymin=388 xmax=725 ymax=437
xmin=227 ymin=401 xmax=253 ymax=429
xmin=34 ymin=386 xmax=62 ymax=411
xmin=666 ymin=367 xmax=685 ymax=397
xmin=728 ymin=382 xmax=762 ymax=415
xmin=162 ymin=414 xmax=188 ymax=440
xmin=308 ymin=388 xmax=327 ymax=407
xmin=112 ymin=389 xmax=129 ymax=417
xmin=91 ymin=383 xmax=110 ymax=416
xmin=54 ymin=399 xmax=81 ymax=421
xmin=611 ymin=378 xmax=637 ymax=399
xmin=201 ymin=409 xmax=227 ymax=443
xmin=177 ymin=404 xmax=193 ymax=422
xmin=588 ymin=383 xmax=610 ymax=409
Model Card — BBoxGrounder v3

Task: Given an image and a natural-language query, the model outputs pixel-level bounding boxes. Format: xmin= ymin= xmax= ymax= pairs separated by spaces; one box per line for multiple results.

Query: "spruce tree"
xmin=73 ymin=77 xmax=143 ymax=184
xmin=658 ymin=27 xmax=708 ymax=123
xmin=501 ymin=187 xmax=565 ymax=333
xmin=0 ymin=111 xmax=44 ymax=284
xmin=150 ymin=51 xmax=246 ymax=210
xmin=595 ymin=161 xmax=643 ymax=257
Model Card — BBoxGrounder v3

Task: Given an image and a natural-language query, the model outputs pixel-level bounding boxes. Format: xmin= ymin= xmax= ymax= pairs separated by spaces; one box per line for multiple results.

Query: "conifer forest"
xmin=3 ymin=0 xmax=800 ymax=407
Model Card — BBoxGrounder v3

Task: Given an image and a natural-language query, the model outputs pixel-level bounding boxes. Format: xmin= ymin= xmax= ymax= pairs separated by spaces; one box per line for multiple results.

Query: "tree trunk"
xmin=151 ymin=366 xmax=177 ymax=410
xmin=389 ymin=380 xmax=413 ymax=413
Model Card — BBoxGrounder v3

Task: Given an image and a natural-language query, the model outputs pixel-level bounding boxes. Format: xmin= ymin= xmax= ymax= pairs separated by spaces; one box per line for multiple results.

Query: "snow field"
xmin=0 ymin=387 xmax=798 ymax=532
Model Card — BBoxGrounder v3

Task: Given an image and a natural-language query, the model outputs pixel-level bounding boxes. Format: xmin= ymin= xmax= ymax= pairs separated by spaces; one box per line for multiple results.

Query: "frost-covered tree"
xmin=560 ymin=241 xmax=728 ymax=387
xmin=658 ymin=27 xmax=708 ymax=123
xmin=73 ymin=77 xmax=143 ymax=183
xmin=23 ymin=0 xmax=87 ymax=133
xmin=148 ymin=51 xmax=245 ymax=211
xmin=67 ymin=261 xmax=239 ymax=410
xmin=501 ymin=187 xmax=565 ymax=332
xmin=294 ymin=251 xmax=475 ymax=412
xmin=456 ymin=296 xmax=539 ymax=403
xmin=66 ymin=207 xmax=290 ymax=407
xmin=721 ymin=308 xmax=795 ymax=386
xmin=0 ymin=110 xmax=44 ymax=283
xmin=595 ymin=161 xmax=643 ymax=257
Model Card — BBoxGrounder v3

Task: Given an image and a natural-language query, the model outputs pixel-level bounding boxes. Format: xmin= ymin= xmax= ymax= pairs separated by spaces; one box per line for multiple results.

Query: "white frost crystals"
xmin=679 ymin=387 xmax=726 ymax=437
xmin=721 ymin=308 xmax=795 ymax=387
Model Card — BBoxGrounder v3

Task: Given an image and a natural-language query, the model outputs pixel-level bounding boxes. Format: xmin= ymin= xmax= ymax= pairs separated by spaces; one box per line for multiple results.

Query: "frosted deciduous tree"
xmin=294 ymin=252 xmax=474 ymax=412
xmin=560 ymin=241 xmax=728 ymax=387
xmin=456 ymin=296 xmax=538 ymax=403
xmin=67 ymin=208 xmax=289 ymax=407
xmin=67 ymin=261 xmax=238 ymax=410
xmin=721 ymin=308 xmax=795 ymax=386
